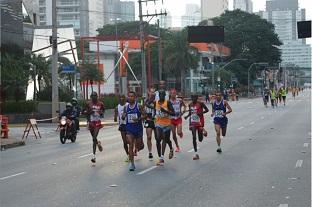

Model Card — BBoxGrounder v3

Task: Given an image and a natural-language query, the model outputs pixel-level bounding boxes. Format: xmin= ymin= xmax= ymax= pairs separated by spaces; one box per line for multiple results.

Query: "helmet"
xmin=66 ymin=102 xmax=72 ymax=108
xmin=71 ymin=98 xmax=78 ymax=103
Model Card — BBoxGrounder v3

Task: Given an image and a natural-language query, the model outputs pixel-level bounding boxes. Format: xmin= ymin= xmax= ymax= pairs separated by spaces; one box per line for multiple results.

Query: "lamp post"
xmin=248 ymin=62 xmax=268 ymax=98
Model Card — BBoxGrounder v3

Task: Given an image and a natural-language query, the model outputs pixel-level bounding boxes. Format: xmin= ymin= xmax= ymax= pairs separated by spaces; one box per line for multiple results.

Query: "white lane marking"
xmin=279 ymin=204 xmax=288 ymax=207
xmin=248 ymin=102 xmax=253 ymax=104
xmin=0 ymin=172 xmax=26 ymax=181
xmin=249 ymin=121 xmax=255 ymax=125
xmin=303 ymin=143 xmax=309 ymax=147
xmin=187 ymin=147 xmax=200 ymax=153
xmin=136 ymin=166 xmax=158 ymax=175
xmin=237 ymin=126 xmax=244 ymax=130
xmin=295 ymin=160 xmax=303 ymax=168
xmin=78 ymin=153 xmax=93 ymax=159
xmin=260 ymin=116 xmax=265 ymax=120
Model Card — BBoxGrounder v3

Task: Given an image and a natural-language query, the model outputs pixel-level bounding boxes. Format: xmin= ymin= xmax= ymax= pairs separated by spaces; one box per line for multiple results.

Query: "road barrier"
xmin=0 ymin=115 xmax=9 ymax=138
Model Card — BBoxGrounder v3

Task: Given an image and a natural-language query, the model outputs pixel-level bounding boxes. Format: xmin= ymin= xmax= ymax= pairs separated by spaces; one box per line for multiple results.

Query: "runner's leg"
xmin=215 ymin=124 xmax=222 ymax=152
xmin=146 ymin=127 xmax=153 ymax=154
xmin=155 ymin=128 xmax=162 ymax=157
xmin=171 ymin=125 xmax=180 ymax=151
xmin=121 ymin=131 xmax=128 ymax=155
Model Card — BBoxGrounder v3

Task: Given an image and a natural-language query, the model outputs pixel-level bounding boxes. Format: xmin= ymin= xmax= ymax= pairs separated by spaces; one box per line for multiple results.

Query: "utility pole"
xmin=138 ymin=0 xmax=166 ymax=96
xmin=52 ymin=0 xmax=59 ymax=121
xmin=157 ymin=19 xmax=162 ymax=82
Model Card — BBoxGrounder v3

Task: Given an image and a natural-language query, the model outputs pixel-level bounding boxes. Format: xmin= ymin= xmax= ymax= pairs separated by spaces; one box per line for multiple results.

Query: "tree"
xmin=200 ymin=10 xmax=282 ymax=85
xmin=163 ymin=29 xmax=199 ymax=92
xmin=79 ymin=64 xmax=104 ymax=94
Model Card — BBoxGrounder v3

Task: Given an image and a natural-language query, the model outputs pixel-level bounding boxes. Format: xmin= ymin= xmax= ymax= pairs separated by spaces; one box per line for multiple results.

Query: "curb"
xmin=8 ymin=121 xmax=118 ymax=128
xmin=1 ymin=140 xmax=25 ymax=151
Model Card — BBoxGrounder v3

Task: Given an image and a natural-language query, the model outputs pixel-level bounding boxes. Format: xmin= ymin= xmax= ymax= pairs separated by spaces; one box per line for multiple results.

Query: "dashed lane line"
xmin=78 ymin=153 xmax=93 ymax=159
xmin=279 ymin=204 xmax=288 ymax=207
xmin=303 ymin=143 xmax=309 ymax=147
xmin=237 ymin=126 xmax=244 ymax=130
xmin=249 ymin=121 xmax=255 ymax=125
xmin=295 ymin=160 xmax=303 ymax=168
xmin=0 ymin=172 xmax=26 ymax=181
xmin=136 ymin=166 xmax=158 ymax=175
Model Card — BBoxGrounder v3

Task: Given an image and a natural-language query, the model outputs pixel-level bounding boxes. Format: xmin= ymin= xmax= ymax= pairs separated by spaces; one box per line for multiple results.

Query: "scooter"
xmin=59 ymin=116 xmax=77 ymax=144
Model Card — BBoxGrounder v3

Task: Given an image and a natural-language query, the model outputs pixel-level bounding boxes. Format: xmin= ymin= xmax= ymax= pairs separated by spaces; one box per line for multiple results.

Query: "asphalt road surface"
xmin=1 ymin=90 xmax=311 ymax=207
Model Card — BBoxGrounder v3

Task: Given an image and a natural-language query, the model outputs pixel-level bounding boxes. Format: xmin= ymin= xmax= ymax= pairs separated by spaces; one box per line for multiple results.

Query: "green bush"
xmin=77 ymin=95 xmax=119 ymax=110
xmin=2 ymin=101 xmax=38 ymax=114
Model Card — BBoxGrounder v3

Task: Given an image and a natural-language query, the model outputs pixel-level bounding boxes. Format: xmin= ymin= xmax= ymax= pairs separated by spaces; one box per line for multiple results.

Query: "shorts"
xmin=171 ymin=118 xmax=182 ymax=126
xmin=144 ymin=120 xmax=155 ymax=129
xmin=214 ymin=117 xmax=228 ymax=128
xmin=118 ymin=124 xmax=126 ymax=132
xmin=155 ymin=124 xmax=172 ymax=133
xmin=126 ymin=130 xmax=143 ymax=138
xmin=89 ymin=120 xmax=103 ymax=129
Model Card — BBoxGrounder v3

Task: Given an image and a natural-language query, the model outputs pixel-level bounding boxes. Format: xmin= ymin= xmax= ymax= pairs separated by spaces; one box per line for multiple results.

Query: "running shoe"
xmin=175 ymin=146 xmax=181 ymax=153
xmin=203 ymin=130 xmax=208 ymax=137
xmin=91 ymin=157 xmax=96 ymax=163
xmin=216 ymin=148 xmax=222 ymax=153
xmin=148 ymin=153 xmax=153 ymax=160
xmin=156 ymin=158 xmax=164 ymax=166
xmin=193 ymin=154 xmax=200 ymax=160
xmin=169 ymin=150 xmax=174 ymax=159
xmin=129 ymin=163 xmax=136 ymax=171
xmin=97 ymin=140 xmax=103 ymax=152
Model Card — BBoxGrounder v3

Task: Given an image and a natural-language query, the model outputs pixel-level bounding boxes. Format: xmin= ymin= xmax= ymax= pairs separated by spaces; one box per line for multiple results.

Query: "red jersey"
xmin=189 ymin=102 xmax=204 ymax=127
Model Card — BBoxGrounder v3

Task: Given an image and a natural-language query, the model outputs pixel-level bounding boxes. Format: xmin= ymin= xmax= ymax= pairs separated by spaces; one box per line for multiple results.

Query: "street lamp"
xmin=248 ymin=62 xmax=268 ymax=98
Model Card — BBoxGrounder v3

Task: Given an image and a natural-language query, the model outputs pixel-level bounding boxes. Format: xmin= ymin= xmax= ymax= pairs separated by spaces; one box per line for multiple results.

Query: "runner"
xmin=211 ymin=91 xmax=232 ymax=153
xmin=84 ymin=92 xmax=105 ymax=164
xmin=281 ymin=86 xmax=287 ymax=106
xmin=153 ymin=90 xmax=175 ymax=166
xmin=122 ymin=91 xmax=145 ymax=171
xmin=170 ymin=89 xmax=186 ymax=152
xmin=278 ymin=88 xmax=282 ymax=104
xmin=114 ymin=94 xmax=129 ymax=162
xmin=155 ymin=80 xmax=169 ymax=101
xmin=144 ymin=88 xmax=156 ymax=160
xmin=184 ymin=94 xmax=209 ymax=160
xmin=292 ymin=87 xmax=296 ymax=100
xmin=270 ymin=88 xmax=277 ymax=108
xmin=263 ymin=87 xmax=270 ymax=108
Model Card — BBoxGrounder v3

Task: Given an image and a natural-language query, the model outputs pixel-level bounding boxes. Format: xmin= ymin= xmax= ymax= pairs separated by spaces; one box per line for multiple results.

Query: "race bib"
xmin=173 ymin=104 xmax=180 ymax=114
xmin=191 ymin=114 xmax=200 ymax=123
xmin=215 ymin=110 xmax=224 ymax=118
xmin=127 ymin=113 xmax=138 ymax=123
xmin=90 ymin=111 xmax=101 ymax=121
xmin=156 ymin=109 xmax=166 ymax=118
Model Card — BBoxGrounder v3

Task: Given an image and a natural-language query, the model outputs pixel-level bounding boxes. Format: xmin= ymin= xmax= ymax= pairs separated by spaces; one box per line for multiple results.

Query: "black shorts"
xmin=144 ymin=120 xmax=155 ymax=129
xmin=118 ymin=124 xmax=126 ymax=132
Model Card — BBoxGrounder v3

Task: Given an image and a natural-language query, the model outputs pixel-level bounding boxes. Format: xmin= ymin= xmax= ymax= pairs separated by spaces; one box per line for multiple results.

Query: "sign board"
xmin=61 ymin=64 xmax=76 ymax=73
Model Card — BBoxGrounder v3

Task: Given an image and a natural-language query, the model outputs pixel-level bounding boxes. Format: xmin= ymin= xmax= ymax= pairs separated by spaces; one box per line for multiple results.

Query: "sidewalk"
xmin=1 ymin=138 xmax=25 ymax=151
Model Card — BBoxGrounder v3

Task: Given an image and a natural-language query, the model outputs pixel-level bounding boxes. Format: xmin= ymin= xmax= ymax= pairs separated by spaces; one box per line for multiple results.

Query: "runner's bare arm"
xmin=139 ymin=104 xmax=146 ymax=120
xmin=224 ymin=100 xmax=232 ymax=115
xmin=121 ymin=106 xmax=127 ymax=120
xmin=184 ymin=104 xmax=191 ymax=119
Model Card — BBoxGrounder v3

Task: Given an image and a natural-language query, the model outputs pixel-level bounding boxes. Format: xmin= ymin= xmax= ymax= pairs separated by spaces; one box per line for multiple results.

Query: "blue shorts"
xmin=126 ymin=131 xmax=143 ymax=138
xmin=155 ymin=124 xmax=172 ymax=133
xmin=214 ymin=117 xmax=228 ymax=128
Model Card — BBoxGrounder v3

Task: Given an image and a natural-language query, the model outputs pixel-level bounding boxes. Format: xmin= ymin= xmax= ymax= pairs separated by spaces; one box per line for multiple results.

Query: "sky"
xmin=137 ymin=0 xmax=312 ymax=26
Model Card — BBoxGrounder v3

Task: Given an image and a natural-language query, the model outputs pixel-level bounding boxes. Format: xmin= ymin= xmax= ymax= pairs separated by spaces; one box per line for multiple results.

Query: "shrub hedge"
xmin=2 ymin=101 xmax=38 ymax=114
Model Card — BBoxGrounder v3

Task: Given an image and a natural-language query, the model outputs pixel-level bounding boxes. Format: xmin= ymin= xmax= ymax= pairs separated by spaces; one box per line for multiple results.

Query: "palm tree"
xmin=163 ymin=30 xmax=199 ymax=93
xmin=79 ymin=64 xmax=104 ymax=99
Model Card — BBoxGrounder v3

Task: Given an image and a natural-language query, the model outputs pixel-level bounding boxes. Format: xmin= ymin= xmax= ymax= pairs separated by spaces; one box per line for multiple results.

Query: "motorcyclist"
xmin=60 ymin=103 xmax=76 ymax=134
xmin=71 ymin=98 xmax=81 ymax=131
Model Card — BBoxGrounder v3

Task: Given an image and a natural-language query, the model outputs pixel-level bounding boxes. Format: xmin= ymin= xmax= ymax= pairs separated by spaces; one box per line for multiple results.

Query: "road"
xmin=0 ymin=90 xmax=311 ymax=207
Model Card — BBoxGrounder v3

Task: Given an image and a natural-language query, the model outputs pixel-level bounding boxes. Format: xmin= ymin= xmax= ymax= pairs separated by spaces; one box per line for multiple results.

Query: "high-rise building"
xmin=201 ymin=0 xmax=228 ymax=20
xmin=103 ymin=0 xmax=135 ymax=25
xmin=181 ymin=4 xmax=201 ymax=27
xmin=234 ymin=0 xmax=253 ymax=13
xmin=38 ymin=0 xmax=104 ymax=38
xmin=160 ymin=12 xmax=172 ymax=29
xmin=259 ymin=0 xmax=311 ymax=69
xmin=1 ymin=0 xmax=24 ymax=48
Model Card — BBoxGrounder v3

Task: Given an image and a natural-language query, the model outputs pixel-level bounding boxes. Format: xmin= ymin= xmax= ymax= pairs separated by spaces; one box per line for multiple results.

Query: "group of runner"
xmin=83 ymin=81 xmax=232 ymax=171
xmin=263 ymin=86 xmax=287 ymax=108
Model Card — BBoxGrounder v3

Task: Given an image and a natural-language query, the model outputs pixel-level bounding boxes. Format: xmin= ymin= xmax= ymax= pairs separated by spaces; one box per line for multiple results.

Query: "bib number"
xmin=127 ymin=113 xmax=138 ymax=123
xmin=215 ymin=110 xmax=223 ymax=118
xmin=191 ymin=114 xmax=200 ymax=123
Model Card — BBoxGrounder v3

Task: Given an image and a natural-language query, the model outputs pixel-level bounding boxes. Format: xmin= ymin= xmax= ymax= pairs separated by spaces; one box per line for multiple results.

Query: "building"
xmin=181 ymin=4 xmax=201 ymax=27
xmin=234 ymin=0 xmax=253 ymax=13
xmin=201 ymin=0 xmax=228 ymax=20
xmin=103 ymin=0 xmax=135 ymax=25
xmin=160 ymin=11 xmax=172 ymax=28
xmin=259 ymin=0 xmax=311 ymax=69
xmin=38 ymin=0 xmax=104 ymax=38
xmin=1 ymin=0 xmax=24 ymax=48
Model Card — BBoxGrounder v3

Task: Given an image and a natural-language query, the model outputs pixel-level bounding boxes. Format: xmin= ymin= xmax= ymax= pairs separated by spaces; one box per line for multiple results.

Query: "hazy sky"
xmin=138 ymin=0 xmax=312 ymax=26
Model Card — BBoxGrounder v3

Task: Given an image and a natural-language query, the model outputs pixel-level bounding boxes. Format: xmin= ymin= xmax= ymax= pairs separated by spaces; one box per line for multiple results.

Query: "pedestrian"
xmin=211 ymin=91 xmax=232 ymax=153
xmin=270 ymin=88 xmax=277 ymax=108
xmin=84 ymin=92 xmax=105 ymax=164
xmin=184 ymin=94 xmax=209 ymax=160
xmin=144 ymin=87 xmax=156 ymax=160
xmin=170 ymin=89 xmax=186 ymax=152
xmin=205 ymin=90 xmax=210 ymax=103
xmin=122 ymin=91 xmax=145 ymax=171
xmin=114 ymin=94 xmax=129 ymax=162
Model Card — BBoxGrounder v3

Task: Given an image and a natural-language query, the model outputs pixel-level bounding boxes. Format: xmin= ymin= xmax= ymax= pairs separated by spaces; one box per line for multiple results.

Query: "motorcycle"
xmin=59 ymin=116 xmax=77 ymax=144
